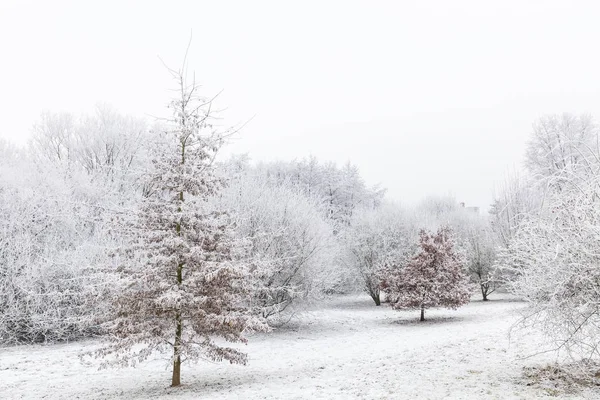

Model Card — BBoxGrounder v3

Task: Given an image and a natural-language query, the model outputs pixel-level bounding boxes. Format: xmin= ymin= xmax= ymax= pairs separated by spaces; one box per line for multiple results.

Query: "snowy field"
xmin=0 ymin=294 xmax=596 ymax=400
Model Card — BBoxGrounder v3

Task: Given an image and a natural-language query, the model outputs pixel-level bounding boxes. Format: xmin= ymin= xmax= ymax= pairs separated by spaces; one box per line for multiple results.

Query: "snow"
xmin=0 ymin=294 xmax=596 ymax=399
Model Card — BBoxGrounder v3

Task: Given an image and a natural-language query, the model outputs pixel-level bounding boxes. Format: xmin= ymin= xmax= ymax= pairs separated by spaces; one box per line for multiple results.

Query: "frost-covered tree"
xmin=463 ymin=220 xmax=497 ymax=301
xmin=435 ymin=206 xmax=500 ymax=301
xmin=343 ymin=204 xmax=415 ymax=305
xmin=30 ymin=111 xmax=76 ymax=163
xmin=489 ymin=172 xmax=541 ymax=250
xmin=29 ymin=106 xmax=151 ymax=197
xmin=493 ymin=113 xmax=600 ymax=360
xmin=0 ymin=160 xmax=112 ymax=344
xmin=253 ymin=157 xmax=385 ymax=230
xmin=0 ymin=106 xmax=154 ymax=346
xmin=525 ymin=113 xmax=598 ymax=188
xmin=95 ymin=68 xmax=267 ymax=387
xmin=497 ymin=177 xmax=600 ymax=359
xmin=215 ymin=168 xmax=337 ymax=322
xmin=382 ymin=227 xmax=471 ymax=321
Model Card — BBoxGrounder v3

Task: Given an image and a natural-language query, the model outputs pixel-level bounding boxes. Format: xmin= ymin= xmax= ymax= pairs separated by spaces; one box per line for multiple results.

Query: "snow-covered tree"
xmin=497 ymin=178 xmax=600 ymax=359
xmin=95 ymin=68 xmax=267 ymax=387
xmin=525 ymin=113 xmax=598 ymax=188
xmin=463 ymin=219 xmax=498 ymax=301
xmin=30 ymin=111 xmax=76 ymax=163
xmin=0 ymin=105 xmax=156 ymax=346
xmin=493 ymin=113 xmax=600 ymax=360
xmin=0 ymin=160 xmax=113 ymax=344
xmin=489 ymin=171 xmax=541 ymax=250
xmin=343 ymin=204 xmax=415 ymax=305
xmin=382 ymin=227 xmax=471 ymax=321
xmin=253 ymin=157 xmax=385 ymax=230
xmin=29 ymin=106 xmax=152 ymax=197
xmin=215 ymin=168 xmax=337 ymax=323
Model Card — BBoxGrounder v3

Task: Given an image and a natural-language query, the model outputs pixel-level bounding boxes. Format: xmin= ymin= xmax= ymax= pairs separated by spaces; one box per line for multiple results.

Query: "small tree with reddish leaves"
xmin=382 ymin=226 xmax=471 ymax=321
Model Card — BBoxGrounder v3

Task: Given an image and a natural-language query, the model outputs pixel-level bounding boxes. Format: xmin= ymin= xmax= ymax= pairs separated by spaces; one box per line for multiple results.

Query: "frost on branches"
xmin=494 ymin=113 xmax=600 ymax=361
xmin=382 ymin=227 xmax=471 ymax=321
xmin=343 ymin=204 xmax=415 ymax=306
xmin=498 ymin=179 xmax=600 ymax=360
xmin=216 ymin=170 xmax=337 ymax=323
xmin=0 ymin=158 xmax=117 ymax=344
xmin=461 ymin=216 xmax=498 ymax=301
xmin=95 ymin=69 xmax=267 ymax=387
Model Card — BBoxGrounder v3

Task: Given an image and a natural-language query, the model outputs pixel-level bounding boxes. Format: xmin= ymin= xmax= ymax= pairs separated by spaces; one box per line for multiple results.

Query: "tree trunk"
xmin=368 ymin=284 xmax=381 ymax=306
xmin=420 ymin=303 xmax=425 ymax=321
xmin=172 ymin=257 xmax=184 ymax=387
xmin=172 ymin=313 xmax=182 ymax=386
xmin=481 ymin=284 xmax=488 ymax=301
xmin=372 ymin=293 xmax=381 ymax=306
xmin=171 ymin=99 xmax=187 ymax=388
xmin=368 ymin=289 xmax=381 ymax=306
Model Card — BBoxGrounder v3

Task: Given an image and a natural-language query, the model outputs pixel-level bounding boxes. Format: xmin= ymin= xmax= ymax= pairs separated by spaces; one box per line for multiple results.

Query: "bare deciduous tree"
xmin=342 ymin=204 xmax=415 ymax=306
xmin=498 ymin=179 xmax=600 ymax=359
xmin=525 ymin=113 xmax=599 ymax=188
xmin=216 ymin=168 xmax=337 ymax=323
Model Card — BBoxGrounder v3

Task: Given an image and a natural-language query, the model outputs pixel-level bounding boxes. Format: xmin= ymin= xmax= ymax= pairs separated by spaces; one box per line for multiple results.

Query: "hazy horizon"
xmin=3 ymin=0 xmax=600 ymax=210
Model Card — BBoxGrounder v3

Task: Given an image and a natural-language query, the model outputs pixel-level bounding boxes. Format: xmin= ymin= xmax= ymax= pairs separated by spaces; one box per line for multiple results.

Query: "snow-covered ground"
xmin=1 ymin=294 xmax=596 ymax=399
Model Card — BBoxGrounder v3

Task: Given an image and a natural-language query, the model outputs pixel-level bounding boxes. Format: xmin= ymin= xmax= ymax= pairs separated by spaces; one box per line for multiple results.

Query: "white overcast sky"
xmin=2 ymin=0 xmax=600 ymax=210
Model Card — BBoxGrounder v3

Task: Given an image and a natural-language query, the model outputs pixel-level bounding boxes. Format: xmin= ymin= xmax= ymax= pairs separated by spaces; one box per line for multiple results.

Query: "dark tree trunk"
xmin=481 ymin=283 xmax=489 ymax=301
xmin=367 ymin=283 xmax=381 ymax=306
xmin=172 ymin=313 xmax=182 ymax=386
xmin=171 ymin=253 xmax=184 ymax=386
xmin=420 ymin=303 xmax=425 ymax=321
xmin=371 ymin=292 xmax=381 ymax=306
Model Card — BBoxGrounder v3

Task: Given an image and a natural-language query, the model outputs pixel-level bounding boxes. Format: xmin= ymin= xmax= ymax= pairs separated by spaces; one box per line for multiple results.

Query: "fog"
xmin=2 ymin=0 xmax=600 ymax=210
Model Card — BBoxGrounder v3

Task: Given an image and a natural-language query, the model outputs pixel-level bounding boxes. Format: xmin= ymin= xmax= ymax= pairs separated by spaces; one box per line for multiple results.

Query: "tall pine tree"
xmin=96 ymin=66 xmax=267 ymax=386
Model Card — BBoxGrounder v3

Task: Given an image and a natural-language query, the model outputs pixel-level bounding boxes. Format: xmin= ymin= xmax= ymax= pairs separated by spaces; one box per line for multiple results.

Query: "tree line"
xmin=3 ymin=66 xmax=591 ymax=385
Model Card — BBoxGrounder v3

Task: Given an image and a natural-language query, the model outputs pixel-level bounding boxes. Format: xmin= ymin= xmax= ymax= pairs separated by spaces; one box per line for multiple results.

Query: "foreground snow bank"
xmin=0 ymin=294 xmax=594 ymax=399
